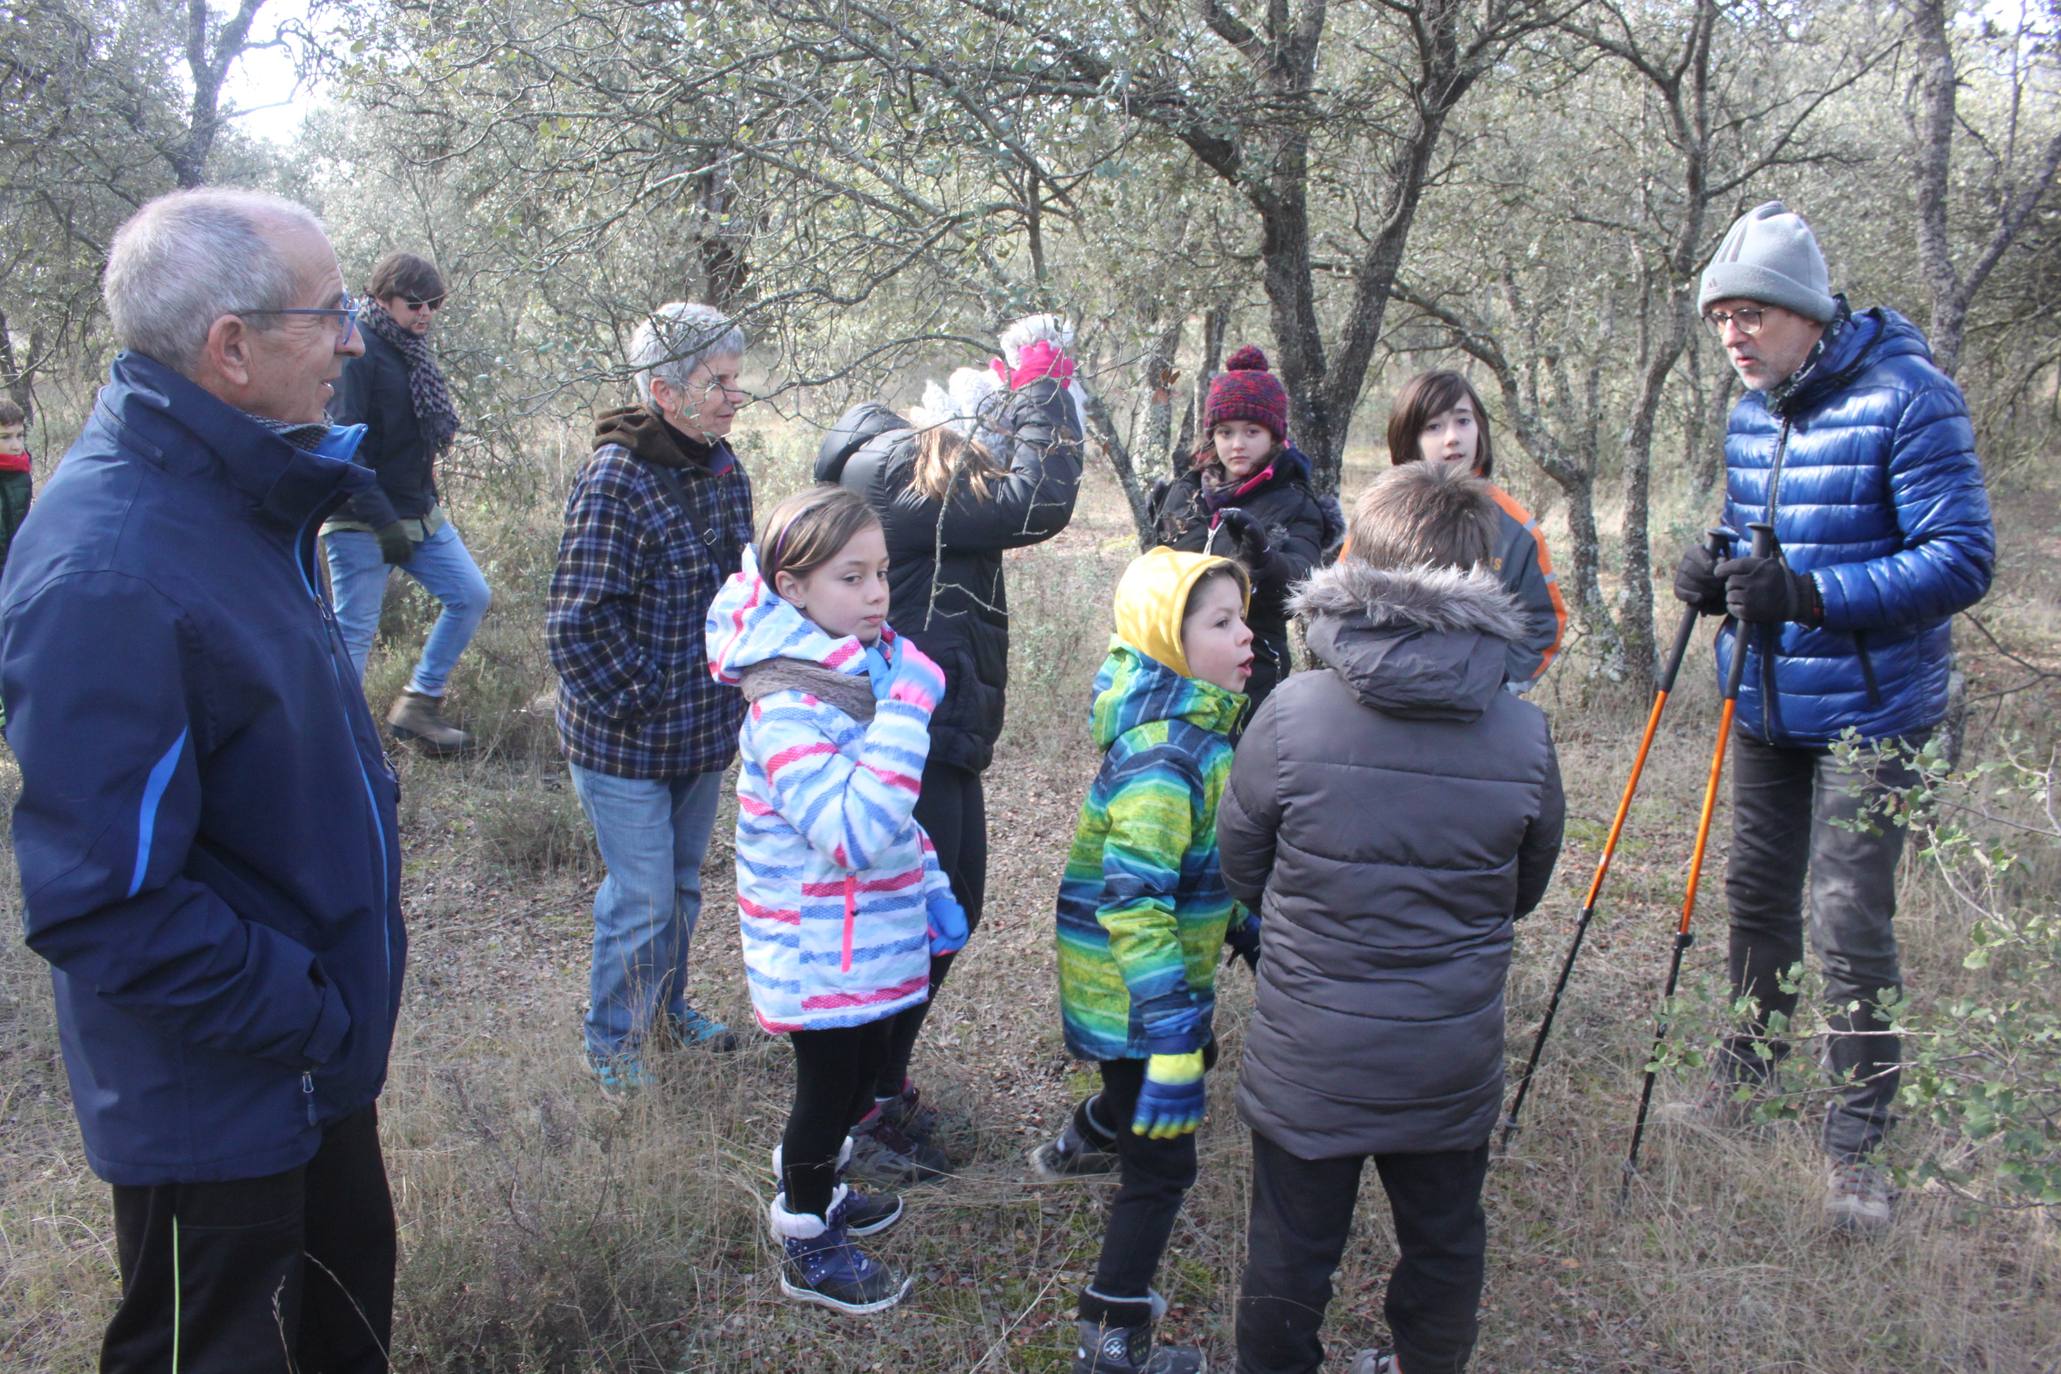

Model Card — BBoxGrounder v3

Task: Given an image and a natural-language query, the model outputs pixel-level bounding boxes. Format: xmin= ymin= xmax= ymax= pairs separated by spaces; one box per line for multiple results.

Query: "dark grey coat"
xmin=1219 ymin=560 xmax=1565 ymax=1158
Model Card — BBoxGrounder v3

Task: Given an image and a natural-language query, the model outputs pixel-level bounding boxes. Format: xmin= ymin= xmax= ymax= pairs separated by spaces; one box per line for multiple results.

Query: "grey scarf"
xmin=737 ymin=658 xmax=876 ymax=722
xmin=361 ymin=301 xmax=461 ymax=453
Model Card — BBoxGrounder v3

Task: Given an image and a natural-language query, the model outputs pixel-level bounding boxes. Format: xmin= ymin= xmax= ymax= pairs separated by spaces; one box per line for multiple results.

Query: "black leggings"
xmin=785 ymin=1020 xmax=895 ymax=1217
xmin=875 ymin=759 xmax=988 ymax=1096
xmin=1079 ymin=1057 xmax=1202 ymax=1305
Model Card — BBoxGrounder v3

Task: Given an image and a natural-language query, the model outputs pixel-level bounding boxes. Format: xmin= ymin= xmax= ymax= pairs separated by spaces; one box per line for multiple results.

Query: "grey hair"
xmin=103 ymin=188 xmax=329 ymax=376
xmin=628 ymin=301 xmax=745 ymax=405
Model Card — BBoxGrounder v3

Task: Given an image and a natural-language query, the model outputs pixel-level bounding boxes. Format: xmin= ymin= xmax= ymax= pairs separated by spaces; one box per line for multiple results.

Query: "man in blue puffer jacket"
xmin=0 ymin=189 xmax=406 ymax=1372
xmin=1672 ymin=202 xmax=1993 ymax=1234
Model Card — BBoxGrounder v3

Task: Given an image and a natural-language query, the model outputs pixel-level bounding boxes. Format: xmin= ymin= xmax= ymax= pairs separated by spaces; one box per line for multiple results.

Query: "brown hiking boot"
xmin=387 ymin=689 xmax=475 ymax=756
xmin=1825 ymin=1160 xmax=1895 ymax=1234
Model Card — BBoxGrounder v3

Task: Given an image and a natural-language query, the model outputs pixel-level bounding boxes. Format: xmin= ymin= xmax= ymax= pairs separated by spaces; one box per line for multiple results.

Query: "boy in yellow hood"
xmin=1036 ymin=546 xmax=1259 ymax=1374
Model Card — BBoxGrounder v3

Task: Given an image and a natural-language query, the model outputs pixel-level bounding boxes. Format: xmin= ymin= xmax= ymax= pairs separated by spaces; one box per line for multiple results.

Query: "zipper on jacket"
xmin=1757 ymin=419 xmax=1793 ymax=743
xmin=841 ymin=874 xmax=857 ymax=974
xmin=302 ymin=1071 xmax=318 ymax=1126
xmin=1853 ymin=630 xmax=1882 ymax=705
xmin=295 ymin=514 xmax=398 ymax=1007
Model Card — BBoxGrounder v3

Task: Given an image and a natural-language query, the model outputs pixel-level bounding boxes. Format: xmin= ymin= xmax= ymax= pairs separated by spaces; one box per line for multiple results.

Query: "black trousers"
xmin=101 ymin=1105 xmax=396 ymax=1374
xmin=1074 ymin=1056 xmax=1202 ymax=1307
xmin=1722 ymin=731 xmax=1922 ymax=1161
xmin=786 ymin=1020 xmax=895 ymax=1216
xmin=1236 ymin=1131 xmax=1489 ymax=1374
xmin=876 ymin=759 xmax=988 ymax=1096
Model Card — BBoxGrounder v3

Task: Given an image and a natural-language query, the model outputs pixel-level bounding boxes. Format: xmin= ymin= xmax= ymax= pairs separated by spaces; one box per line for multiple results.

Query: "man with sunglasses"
xmin=0 ymin=188 xmax=404 ymax=1370
xmin=325 ymin=250 xmax=489 ymax=755
xmin=1669 ymin=201 xmax=1994 ymax=1233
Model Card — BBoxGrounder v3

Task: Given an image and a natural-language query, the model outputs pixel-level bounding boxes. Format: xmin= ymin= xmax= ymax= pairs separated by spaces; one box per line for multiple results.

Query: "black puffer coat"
xmin=329 ymin=327 xmax=437 ymax=528
xmin=1150 ymin=443 xmax=1335 ymax=706
xmin=1218 ymin=560 xmax=1565 ymax=1158
xmin=814 ymin=380 xmax=1082 ymax=773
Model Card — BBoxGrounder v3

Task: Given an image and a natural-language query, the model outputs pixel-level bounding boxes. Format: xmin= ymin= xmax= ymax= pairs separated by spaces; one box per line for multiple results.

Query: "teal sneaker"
xmin=584 ymin=1052 xmax=655 ymax=1096
xmin=668 ymin=1005 xmax=740 ymax=1052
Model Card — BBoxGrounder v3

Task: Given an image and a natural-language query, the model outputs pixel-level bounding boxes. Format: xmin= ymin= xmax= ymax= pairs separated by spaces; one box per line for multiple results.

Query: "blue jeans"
xmin=569 ymin=764 xmax=723 ymax=1063
xmin=323 ymin=523 xmax=492 ymax=696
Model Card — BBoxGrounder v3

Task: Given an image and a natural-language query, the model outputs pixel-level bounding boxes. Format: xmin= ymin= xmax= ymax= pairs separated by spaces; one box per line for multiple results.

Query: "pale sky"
xmin=219 ymin=0 xmax=327 ymax=146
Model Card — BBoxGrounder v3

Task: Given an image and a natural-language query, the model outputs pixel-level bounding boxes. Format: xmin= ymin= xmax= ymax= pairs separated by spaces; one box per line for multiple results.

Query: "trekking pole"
xmin=1500 ymin=526 xmax=1739 ymax=1152
xmin=1619 ymin=522 xmax=1775 ymax=1203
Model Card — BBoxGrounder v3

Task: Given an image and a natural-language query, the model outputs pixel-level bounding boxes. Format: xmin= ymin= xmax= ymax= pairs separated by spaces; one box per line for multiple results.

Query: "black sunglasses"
xmin=402 ymin=295 xmax=445 ymax=312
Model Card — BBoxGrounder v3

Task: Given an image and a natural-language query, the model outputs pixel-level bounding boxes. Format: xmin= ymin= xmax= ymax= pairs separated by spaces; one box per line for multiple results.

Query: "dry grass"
xmin=3 ymin=417 xmax=2059 ymax=1372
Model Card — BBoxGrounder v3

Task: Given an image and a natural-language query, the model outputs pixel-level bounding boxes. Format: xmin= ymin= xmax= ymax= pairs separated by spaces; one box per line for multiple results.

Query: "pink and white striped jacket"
xmin=705 ymin=547 xmax=955 ymax=1032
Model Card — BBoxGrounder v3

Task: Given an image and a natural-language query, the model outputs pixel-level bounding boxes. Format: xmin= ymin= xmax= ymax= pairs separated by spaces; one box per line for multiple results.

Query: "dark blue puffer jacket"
xmin=1714 ymin=306 xmax=1994 ymax=746
xmin=0 ymin=353 xmax=405 ymax=1186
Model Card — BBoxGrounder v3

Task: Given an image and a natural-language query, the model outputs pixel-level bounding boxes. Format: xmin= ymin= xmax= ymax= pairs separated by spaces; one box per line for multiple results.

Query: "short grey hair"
xmin=628 ymin=302 xmax=745 ymax=406
xmin=103 ymin=188 xmax=328 ymax=376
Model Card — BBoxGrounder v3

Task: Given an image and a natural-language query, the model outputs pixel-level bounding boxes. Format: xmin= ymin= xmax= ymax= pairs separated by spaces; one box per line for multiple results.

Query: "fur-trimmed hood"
xmin=1293 ymin=561 xmax=1528 ymax=719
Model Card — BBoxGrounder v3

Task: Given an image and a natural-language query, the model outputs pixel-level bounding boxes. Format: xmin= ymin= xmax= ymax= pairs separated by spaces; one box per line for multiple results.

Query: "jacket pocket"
xmin=1852 ymin=630 xmax=1882 ymax=706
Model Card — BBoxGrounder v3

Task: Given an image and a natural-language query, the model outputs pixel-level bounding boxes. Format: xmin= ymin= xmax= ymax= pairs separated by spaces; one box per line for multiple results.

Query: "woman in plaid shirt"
xmin=547 ymin=302 xmax=754 ymax=1090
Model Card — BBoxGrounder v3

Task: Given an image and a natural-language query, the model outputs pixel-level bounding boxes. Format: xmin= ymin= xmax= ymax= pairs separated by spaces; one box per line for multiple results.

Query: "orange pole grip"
xmin=1581 ymin=688 xmax=1671 ymax=911
xmin=1677 ymin=698 xmax=1737 ymax=937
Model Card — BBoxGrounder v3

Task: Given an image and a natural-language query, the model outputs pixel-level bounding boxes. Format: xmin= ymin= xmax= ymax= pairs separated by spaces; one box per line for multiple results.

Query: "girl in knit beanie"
xmin=1147 ymin=345 xmax=1335 ymax=710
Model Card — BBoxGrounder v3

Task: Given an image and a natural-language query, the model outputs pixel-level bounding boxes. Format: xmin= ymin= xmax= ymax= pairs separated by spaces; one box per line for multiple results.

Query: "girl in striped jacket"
xmin=705 ymin=485 xmax=967 ymax=1315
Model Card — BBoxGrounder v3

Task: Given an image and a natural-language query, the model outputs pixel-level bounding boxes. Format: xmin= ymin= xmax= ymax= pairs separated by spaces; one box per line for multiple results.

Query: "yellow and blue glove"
xmin=1131 ymin=1051 xmax=1205 ymax=1139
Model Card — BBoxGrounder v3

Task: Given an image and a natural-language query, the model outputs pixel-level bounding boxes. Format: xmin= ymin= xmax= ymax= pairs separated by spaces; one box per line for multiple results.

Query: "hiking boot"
xmin=387 ymin=689 xmax=475 ymax=756
xmin=770 ymin=1188 xmax=912 ymax=1314
xmin=771 ymin=1140 xmax=903 ymax=1239
xmin=848 ymin=1105 xmax=951 ymax=1187
xmin=878 ymin=1078 xmax=944 ymax=1143
xmin=1824 ymin=1160 xmax=1894 ymax=1234
xmin=1030 ymin=1117 xmax=1120 ymax=1181
xmin=1073 ymin=1291 xmax=1204 ymax=1373
xmin=1349 ymin=1351 xmax=1400 ymax=1374
xmin=665 ymin=1005 xmax=739 ymax=1053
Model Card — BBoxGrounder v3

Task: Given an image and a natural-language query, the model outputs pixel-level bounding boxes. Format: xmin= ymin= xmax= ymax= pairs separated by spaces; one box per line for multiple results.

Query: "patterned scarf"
xmin=241 ymin=411 xmax=332 ymax=451
xmin=736 ymin=657 xmax=877 ymax=723
xmin=360 ymin=301 xmax=461 ymax=453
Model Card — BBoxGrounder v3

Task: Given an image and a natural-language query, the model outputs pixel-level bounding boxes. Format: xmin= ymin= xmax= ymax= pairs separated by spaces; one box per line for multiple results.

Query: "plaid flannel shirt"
xmin=547 ymin=439 xmax=753 ymax=778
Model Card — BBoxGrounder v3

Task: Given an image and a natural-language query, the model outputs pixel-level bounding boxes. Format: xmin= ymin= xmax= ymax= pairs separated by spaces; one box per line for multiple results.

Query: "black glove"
xmin=1672 ymin=543 xmax=1727 ymax=615
xmin=1714 ymin=554 xmax=1821 ymax=625
xmin=375 ymin=522 xmax=416 ymax=566
xmin=1223 ymin=911 xmax=1262 ymax=972
xmin=1216 ymin=507 xmax=1272 ymax=569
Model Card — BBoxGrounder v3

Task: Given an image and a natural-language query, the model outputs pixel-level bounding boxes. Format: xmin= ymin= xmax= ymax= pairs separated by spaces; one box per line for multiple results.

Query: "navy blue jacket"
xmin=1714 ymin=306 xmax=1994 ymax=746
xmin=0 ymin=353 xmax=405 ymax=1186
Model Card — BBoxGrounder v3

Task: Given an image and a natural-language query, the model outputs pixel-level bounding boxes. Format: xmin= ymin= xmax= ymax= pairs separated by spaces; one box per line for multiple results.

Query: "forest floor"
xmin=4 ymin=431 xmax=2059 ymax=1371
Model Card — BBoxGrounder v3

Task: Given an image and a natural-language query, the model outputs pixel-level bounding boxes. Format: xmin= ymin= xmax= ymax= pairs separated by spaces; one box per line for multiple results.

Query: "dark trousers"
xmin=101 ymin=1105 xmax=396 ymax=1374
xmin=876 ymin=759 xmax=987 ymax=1096
xmin=1722 ymin=731 xmax=1922 ymax=1161
xmin=786 ymin=1020 xmax=895 ymax=1216
xmin=1073 ymin=1057 xmax=1202 ymax=1306
xmin=1237 ymin=1131 xmax=1489 ymax=1374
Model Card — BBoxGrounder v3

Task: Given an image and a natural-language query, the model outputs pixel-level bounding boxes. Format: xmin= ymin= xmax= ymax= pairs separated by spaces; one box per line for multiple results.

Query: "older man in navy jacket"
xmin=1672 ymin=202 xmax=1994 ymax=1233
xmin=0 ymin=189 xmax=405 ymax=1371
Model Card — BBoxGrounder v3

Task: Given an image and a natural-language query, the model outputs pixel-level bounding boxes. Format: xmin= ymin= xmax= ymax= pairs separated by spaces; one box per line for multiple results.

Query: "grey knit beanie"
xmin=1698 ymin=201 xmax=1836 ymax=322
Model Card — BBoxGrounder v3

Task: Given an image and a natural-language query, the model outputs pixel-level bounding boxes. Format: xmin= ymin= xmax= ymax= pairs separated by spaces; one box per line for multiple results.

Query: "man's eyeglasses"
xmin=402 ymin=295 xmax=444 ymax=312
xmin=1703 ymin=306 xmax=1766 ymax=338
xmin=233 ymin=292 xmax=361 ymax=347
